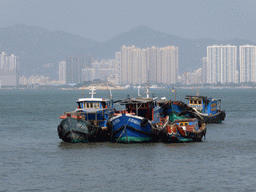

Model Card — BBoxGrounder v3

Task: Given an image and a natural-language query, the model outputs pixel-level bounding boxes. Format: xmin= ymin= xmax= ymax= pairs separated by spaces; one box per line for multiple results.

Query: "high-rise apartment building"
xmin=157 ymin=46 xmax=178 ymax=84
xmin=9 ymin=54 xmax=17 ymax=71
xmin=0 ymin=52 xmax=18 ymax=86
xmin=59 ymin=61 xmax=66 ymax=83
xmin=121 ymin=46 xmax=148 ymax=85
xmin=239 ymin=45 xmax=256 ymax=83
xmin=120 ymin=45 xmax=178 ymax=85
xmin=66 ymin=56 xmax=92 ymax=84
xmin=115 ymin=52 xmax=121 ymax=85
xmin=0 ymin=52 xmax=6 ymax=69
xmin=207 ymin=45 xmax=237 ymax=84
xmin=121 ymin=45 xmax=135 ymax=85
xmin=147 ymin=46 xmax=158 ymax=84
xmin=140 ymin=49 xmax=147 ymax=84
xmin=202 ymin=57 xmax=207 ymax=84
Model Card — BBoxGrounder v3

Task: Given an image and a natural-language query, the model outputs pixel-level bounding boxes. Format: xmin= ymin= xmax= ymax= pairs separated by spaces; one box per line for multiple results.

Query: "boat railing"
xmin=114 ymin=109 xmax=135 ymax=116
xmin=61 ymin=107 xmax=113 ymax=121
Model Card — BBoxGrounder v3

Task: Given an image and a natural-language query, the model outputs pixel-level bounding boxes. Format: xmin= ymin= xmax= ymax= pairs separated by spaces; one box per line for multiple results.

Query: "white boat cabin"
xmin=76 ymin=98 xmax=113 ymax=110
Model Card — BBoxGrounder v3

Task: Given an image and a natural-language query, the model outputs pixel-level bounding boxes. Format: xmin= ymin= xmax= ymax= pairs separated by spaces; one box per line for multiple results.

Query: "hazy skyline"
xmin=1 ymin=0 xmax=256 ymax=42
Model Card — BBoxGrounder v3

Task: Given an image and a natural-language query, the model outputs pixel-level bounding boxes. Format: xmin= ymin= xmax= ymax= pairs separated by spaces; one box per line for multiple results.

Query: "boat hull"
xmin=178 ymin=110 xmax=226 ymax=124
xmin=108 ymin=113 xmax=155 ymax=143
xmin=57 ymin=117 xmax=106 ymax=143
xmin=161 ymin=123 xmax=207 ymax=143
xmin=160 ymin=101 xmax=226 ymax=124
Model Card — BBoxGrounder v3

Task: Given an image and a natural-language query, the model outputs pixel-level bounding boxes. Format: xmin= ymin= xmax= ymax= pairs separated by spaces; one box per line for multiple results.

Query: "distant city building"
xmin=81 ymin=58 xmax=119 ymax=84
xmin=107 ymin=75 xmax=117 ymax=85
xmin=99 ymin=68 xmax=115 ymax=81
xmin=239 ymin=45 xmax=256 ymax=83
xmin=181 ymin=68 xmax=202 ymax=85
xmin=65 ymin=55 xmax=93 ymax=84
xmin=207 ymin=45 xmax=237 ymax=84
xmin=30 ymin=75 xmax=49 ymax=85
xmin=59 ymin=61 xmax=66 ymax=83
xmin=121 ymin=45 xmax=134 ymax=85
xmin=0 ymin=52 xmax=19 ymax=86
xmin=157 ymin=46 xmax=179 ymax=84
xmin=115 ymin=52 xmax=121 ymax=85
xmin=120 ymin=45 xmax=178 ymax=85
xmin=82 ymin=68 xmax=95 ymax=81
xmin=181 ymin=72 xmax=188 ymax=85
xmin=19 ymin=75 xmax=49 ymax=85
xmin=9 ymin=54 xmax=17 ymax=71
xmin=202 ymin=57 xmax=207 ymax=83
xmin=0 ymin=52 xmax=6 ymax=69
xmin=147 ymin=46 xmax=158 ymax=84
xmin=19 ymin=76 xmax=28 ymax=85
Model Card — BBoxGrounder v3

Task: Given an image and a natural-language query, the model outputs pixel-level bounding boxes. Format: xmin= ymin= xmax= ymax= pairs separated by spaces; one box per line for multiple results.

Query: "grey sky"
xmin=1 ymin=0 xmax=256 ymax=42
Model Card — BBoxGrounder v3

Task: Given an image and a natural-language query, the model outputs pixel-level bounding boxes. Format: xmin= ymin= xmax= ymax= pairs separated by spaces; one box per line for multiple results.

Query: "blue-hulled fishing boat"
xmin=182 ymin=95 xmax=226 ymax=123
xmin=158 ymin=95 xmax=226 ymax=124
xmin=108 ymin=87 xmax=162 ymax=143
xmin=57 ymin=87 xmax=114 ymax=142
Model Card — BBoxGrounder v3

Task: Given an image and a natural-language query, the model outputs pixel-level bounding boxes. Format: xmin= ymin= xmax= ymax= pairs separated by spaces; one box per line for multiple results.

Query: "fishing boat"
xmin=161 ymin=118 xmax=206 ymax=142
xmin=182 ymin=95 xmax=226 ymax=123
xmin=57 ymin=87 xmax=115 ymax=143
xmin=107 ymin=87 xmax=162 ymax=143
xmin=158 ymin=95 xmax=225 ymax=124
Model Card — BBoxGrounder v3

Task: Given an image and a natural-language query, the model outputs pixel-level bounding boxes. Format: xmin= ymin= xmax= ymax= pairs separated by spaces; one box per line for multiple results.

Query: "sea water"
xmin=1 ymin=88 xmax=256 ymax=191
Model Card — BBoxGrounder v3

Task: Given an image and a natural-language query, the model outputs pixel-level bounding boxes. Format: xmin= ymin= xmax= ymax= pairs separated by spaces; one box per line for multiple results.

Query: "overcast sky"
xmin=1 ymin=0 xmax=256 ymax=42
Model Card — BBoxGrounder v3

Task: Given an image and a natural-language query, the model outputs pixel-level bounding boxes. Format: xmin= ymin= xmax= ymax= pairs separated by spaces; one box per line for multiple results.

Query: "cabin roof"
xmin=174 ymin=118 xmax=197 ymax=122
xmin=115 ymin=97 xmax=157 ymax=104
xmin=185 ymin=95 xmax=208 ymax=100
xmin=77 ymin=98 xmax=110 ymax=102
xmin=76 ymin=108 xmax=105 ymax=113
xmin=185 ymin=95 xmax=221 ymax=102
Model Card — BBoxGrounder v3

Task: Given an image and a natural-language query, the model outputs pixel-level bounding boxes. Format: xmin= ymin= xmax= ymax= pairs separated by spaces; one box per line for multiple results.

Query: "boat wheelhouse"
xmin=75 ymin=97 xmax=114 ymax=128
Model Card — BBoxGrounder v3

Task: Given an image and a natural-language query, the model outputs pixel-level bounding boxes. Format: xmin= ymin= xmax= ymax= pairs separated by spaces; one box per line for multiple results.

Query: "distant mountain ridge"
xmin=0 ymin=24 xmax=255 ymax=80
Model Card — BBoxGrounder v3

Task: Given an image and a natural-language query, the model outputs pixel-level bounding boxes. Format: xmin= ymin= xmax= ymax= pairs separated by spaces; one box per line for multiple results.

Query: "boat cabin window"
xmin=193 ymin=100 xmax=197 ymax=104
xmin=198 ymin=100 xmax=202 ymax=105
xmin=86 ymin=103 xmax=92 ymax=108
xmin=93 ymin=103 xmax=100 ymax=108
xmin=102 ymin=102 xmax=107 ymax=108
xmin=84 ymin=102 xmax=100 ymax=108
xmin=189 ymin=100 xmax=193 ymax=104
xmin=179 ymin=122 xmax=188 ymax=126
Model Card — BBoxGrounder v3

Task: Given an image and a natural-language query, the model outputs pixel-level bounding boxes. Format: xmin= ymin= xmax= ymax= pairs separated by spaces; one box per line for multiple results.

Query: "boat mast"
xmin=145 ymin=86 xmax=150 ymax=98
xmin=138 ymin=85 xmax=141 ymax=98
xmin=89 ymin=87 xmax=96 ymax=98
xmin=109 ymin=88 xmax=113 ymax=99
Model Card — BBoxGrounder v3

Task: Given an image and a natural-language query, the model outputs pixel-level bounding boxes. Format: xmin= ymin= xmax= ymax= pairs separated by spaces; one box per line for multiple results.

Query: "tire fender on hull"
xmin=140 ymin=118 xmax=149 ymax=127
